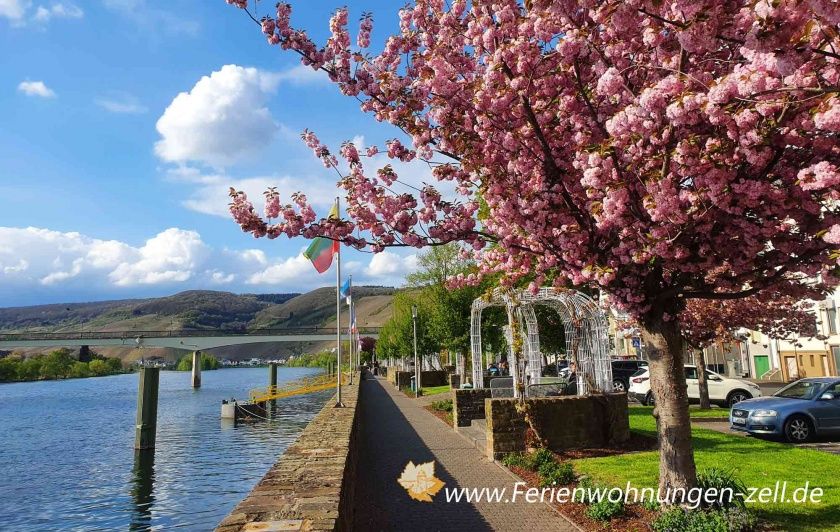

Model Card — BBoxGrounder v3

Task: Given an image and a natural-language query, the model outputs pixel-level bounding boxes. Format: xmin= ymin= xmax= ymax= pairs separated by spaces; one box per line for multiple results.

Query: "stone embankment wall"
xmin=216 ymin=376 xmax=362 ymax=532
xmin=485 ymin=394 xmax=630 ymax=459
xmin=453 ymin=388 xmax=492 ymax=427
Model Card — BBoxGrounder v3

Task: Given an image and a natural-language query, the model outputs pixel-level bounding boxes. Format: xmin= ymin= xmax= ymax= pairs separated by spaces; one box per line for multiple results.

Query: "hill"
xmin=0 ymin=287 xmax=395 ymax=363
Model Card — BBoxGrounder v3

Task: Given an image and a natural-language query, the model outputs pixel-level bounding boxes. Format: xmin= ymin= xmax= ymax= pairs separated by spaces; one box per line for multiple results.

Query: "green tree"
xmin=89 ymin=359 xmax=109 ymax=376
xmin=39 ymin=349 xmax=75 ymax=380
xmin=0 ymin=357 xmax=20 ymax=382
xmin=68 ymin=361 xmax=92 ymax=379
xmin=105 ymin=357 xmax=123 ymax=373
xmin=176 ymin=353 xmax=219 ymax=371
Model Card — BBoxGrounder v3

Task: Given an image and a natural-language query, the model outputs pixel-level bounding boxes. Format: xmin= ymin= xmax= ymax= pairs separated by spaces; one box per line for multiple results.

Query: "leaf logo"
xmin=397 ymin=460 xmax=445 ymax=502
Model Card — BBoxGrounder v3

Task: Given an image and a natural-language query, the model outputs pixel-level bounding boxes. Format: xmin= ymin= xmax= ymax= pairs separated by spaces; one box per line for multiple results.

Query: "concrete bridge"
xmin=0 ymin=327 xmax=380 ymax=350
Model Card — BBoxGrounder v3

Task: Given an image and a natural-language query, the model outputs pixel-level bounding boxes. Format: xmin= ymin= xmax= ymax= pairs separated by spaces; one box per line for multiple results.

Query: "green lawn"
xmin=573 ymin=406 xmax=840 ymax=531
xmin=421 ymin=385 xmax=451 ymax=396
xmin=688 ymin=405 xmax=732 ymax=418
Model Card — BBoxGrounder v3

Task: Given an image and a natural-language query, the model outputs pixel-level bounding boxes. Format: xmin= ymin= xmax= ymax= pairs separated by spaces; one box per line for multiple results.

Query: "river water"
xmin=0 ymin=367 xmax=332 ymax=531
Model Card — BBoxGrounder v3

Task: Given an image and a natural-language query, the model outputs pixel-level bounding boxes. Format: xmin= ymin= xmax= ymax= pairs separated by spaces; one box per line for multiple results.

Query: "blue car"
xmin=730 ymin=377 xmax=840 ymax=443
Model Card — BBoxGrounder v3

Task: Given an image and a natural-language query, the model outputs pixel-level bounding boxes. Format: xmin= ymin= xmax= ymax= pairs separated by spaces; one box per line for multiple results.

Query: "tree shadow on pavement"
xmin=354 ymin=378 xmax=493 ymax=532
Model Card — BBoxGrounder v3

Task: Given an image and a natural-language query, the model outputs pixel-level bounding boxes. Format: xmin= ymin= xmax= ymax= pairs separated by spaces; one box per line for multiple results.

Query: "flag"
xmin=340 ymin=276 xmax=352 ymax=303
xmin=303 ymin=202 xmax=339 ymax=273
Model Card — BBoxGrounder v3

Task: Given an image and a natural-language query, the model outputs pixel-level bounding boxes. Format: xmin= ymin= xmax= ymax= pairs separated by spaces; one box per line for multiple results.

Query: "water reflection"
xmin=0 ymin=367 xmax=329 ymax=530
xmin=130 ymin=450 xmax=155 ymax=531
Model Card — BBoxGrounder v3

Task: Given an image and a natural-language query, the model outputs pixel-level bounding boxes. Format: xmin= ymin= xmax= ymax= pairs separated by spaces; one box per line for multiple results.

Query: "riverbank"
xmin=217 ymin=372 xmax=362 ymax=531
xmin=0 ymin=349 xmax=128 ymax=382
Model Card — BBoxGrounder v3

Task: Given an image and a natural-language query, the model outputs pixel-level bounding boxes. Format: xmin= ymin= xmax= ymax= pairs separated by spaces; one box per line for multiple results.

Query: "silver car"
xmin=730 ymin=377 xmax=840 ymax=443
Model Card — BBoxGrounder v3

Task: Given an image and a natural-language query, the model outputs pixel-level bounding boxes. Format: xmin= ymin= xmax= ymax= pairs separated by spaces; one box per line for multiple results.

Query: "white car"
xmin=628 ymin=364 xmax=762 ymax=408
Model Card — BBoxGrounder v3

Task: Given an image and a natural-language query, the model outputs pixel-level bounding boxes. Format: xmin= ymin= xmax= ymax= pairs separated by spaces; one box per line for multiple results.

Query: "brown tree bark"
xmin=641 ymin=314 xmax=697 ymax=495
xmin=696 ymin=348 xmax=711 ymax=409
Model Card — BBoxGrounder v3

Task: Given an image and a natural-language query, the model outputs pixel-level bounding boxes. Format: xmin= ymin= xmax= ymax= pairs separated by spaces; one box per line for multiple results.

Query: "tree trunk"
xmin=641 ymin=315 xmax=697 ymax=495
xmin=696 ymin=348 xmax=711 ymax=409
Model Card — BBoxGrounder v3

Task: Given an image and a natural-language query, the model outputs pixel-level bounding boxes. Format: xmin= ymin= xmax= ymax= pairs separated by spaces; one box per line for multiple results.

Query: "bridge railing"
xmin=0 ymin=326 xmax=381 ymax=341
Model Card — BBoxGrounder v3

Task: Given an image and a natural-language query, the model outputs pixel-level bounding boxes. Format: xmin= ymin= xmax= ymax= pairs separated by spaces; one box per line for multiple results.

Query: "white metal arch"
xmin=469 ymin=287 xmax=613 ymax=396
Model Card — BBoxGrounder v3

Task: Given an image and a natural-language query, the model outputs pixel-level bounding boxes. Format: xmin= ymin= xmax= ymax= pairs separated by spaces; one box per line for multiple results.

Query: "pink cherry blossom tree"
xmin=224 ymin=0 xmax=840 ymax=491
xmin=682 ymin=289 xmax=819 ymax=409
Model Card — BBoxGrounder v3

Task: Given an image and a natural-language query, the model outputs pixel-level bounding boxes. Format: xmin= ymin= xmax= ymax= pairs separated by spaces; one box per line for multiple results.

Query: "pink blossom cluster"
xmin=225 ymin=0 xmax=839 ymax=322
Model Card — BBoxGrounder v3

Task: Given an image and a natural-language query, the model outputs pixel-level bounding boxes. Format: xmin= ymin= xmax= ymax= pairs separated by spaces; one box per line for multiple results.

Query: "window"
xmin=685 ymin=367 xmax=698 ymax=380
xmin=827 ymin=307 xmax=838 ymax=335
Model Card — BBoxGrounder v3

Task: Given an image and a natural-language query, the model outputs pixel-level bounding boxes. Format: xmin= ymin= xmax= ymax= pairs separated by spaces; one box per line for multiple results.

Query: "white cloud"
xmin=96 ymin=93 xmax=146 ymax=114
xmin=155 ymin=65 xmax=280 ymax=167
xmin=108 ymin=228 xmax=209 ymax=286
xmin=365 ymin=251 xmax=418 ymax=278
xmin=17 ymin=80 xmax=55 ymax=98
xmin=0 ymin=0 xmax=27 ymax=21
xmin=0 ymin=227 xmax=211 ymax=290
xmin=246 ymin=253 xmax=315 ymax=285
xmin=0 ymin=226 xmax=420 ymax=305
xmin=34 ymin=2 xmax=82 ymax=22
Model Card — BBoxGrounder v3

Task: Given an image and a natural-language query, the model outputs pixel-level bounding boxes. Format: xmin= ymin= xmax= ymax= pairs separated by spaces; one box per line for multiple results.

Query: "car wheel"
xmin=727 ymin=390 xmax=751 ymax=407
xmin=645 ymin=391 xmax=655 ymax=406
xmin=613 ymin=379 xmax=626 ymax=392
xmin=784 ymin=415 xmax=814 ymax=443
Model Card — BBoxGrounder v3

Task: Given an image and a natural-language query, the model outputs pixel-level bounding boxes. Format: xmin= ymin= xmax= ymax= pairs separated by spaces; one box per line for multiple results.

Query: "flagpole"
xmin=334 ymin=196 xmax=343 ymax=407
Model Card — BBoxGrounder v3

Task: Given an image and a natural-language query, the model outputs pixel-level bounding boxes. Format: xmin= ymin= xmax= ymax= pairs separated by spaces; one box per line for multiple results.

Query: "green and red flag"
xmin=303 ymin=202 xmax=340 ymax=273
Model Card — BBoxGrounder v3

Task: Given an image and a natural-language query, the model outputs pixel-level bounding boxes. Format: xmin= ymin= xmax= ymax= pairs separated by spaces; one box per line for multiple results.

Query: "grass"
xmin=573 ymin=406 xmax=840 ymax=531
xmin=687 ymin=405 xmax=732 ymax=418
xmin=420 ymin=385 xmax=451 ymax=396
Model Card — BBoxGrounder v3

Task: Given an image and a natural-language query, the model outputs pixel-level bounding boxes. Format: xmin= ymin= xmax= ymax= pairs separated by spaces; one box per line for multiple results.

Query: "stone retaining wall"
xmin=485 ymin=394 xmax=630 ymax=460
xmin=216 ymin=376 xmax=362 ymax=532
xmin=391 ymin=370 xmax=413 ymax=389
xmin=453 ymin=388 xmax=492 ymax=427
xmin=389 ymin=370 xmax=449 ymax=389
xmin=419 ymin=370 xmax=448 ymax=387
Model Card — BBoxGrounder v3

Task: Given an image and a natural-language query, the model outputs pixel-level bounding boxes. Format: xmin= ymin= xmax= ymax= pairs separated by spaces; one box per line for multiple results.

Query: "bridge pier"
xmin=269 ymin=362 xmax=277 ymax=389
xmin=192 ymin=351 xmax=201 ymax=389
xmin=134 ymin=367 xmax=160 ymax=450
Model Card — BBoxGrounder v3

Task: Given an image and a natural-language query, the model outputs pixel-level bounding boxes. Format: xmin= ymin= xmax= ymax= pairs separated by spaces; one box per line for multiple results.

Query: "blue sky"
xmin=0 ymin=0 xmax=426 ymax=306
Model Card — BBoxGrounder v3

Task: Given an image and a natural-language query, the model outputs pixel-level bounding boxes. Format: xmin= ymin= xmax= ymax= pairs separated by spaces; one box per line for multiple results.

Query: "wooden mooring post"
xmin=191 ymin=350 xmax=201 ymax=389
xmin=134 ymin=367 xmax=160 ymax=450
xmin=269 ymin=362 xmax=277 ymax=389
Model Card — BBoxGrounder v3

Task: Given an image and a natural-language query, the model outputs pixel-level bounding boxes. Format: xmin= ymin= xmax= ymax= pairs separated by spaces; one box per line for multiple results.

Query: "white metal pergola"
xmin=469 ymin=287 xmax=613 ymax=397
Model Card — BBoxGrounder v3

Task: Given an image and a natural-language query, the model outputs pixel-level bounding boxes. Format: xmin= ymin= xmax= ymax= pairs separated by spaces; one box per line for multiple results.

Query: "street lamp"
xmin=412 ymin=305 xmax=420 ymax=398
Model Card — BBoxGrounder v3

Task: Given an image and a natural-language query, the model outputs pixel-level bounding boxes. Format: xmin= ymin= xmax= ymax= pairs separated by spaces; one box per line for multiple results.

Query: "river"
xmin=0 ymin=366 xmax=332 ymax=530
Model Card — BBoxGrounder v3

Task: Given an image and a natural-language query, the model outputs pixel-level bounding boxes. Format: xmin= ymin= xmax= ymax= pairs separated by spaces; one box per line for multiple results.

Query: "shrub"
xmin=431 ymin=399 xmax=453 ymax=412
xmin=538 ymin=460 xmax=575 ymax=487
xmin=586 ymin=498 xmax=625 ymax=522
xmin=526 ymin=448 xmax=556 ymax=471
xmin=642 ymin=498 xmax=661 ymax=512
xmin=501 ymin=452 xmax=531 ymax=469
xmin=652 ymin=507 xmax=756 ymax=532
xmin=696 ymin=468 xmax=747 ymax=509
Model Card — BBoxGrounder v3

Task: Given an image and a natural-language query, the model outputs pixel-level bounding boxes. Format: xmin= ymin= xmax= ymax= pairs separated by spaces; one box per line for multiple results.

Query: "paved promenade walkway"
xmin=354 ymin=376 xmax=578 ymax=531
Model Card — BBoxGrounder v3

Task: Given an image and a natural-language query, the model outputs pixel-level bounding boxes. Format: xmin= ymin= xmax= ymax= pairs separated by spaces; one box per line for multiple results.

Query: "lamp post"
xmin=412 ymin=305 xmax=420 ymax=398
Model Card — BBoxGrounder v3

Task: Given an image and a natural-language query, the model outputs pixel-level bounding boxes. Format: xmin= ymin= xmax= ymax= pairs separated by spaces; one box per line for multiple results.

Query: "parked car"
xmin=541 ymin=360 xmax=569 ymax=377
xmin=611 ymin=359 xmax=648 ymax=392
xmin=730 ymin=377 xmax=840 ymax=443
xmin=628 ymin=365 xmax=762 ymax=407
